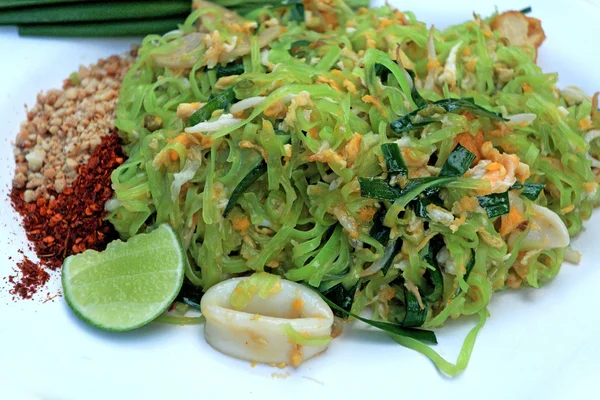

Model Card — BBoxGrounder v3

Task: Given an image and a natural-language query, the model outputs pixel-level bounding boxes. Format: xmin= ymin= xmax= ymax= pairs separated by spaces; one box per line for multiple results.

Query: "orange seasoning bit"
xmin=292 ymin=297 xmax=305 ymax=313
xmin=465 ymin=57 xmax=477 ymax=72
xmin=394 ymin=10 xmax=407 ymax=25
xmin=290 ymin=344 xmax=303 ymax=367
xmin=522 ymin=83 xmax=534 ymax=93
xmin=343 ymin=79 xmax=358 ymax=94
xmin=427 ymin=59 xmax=441 ymax=70
xmin=232 ymin=215 xmax=251 ymax=232
xmin=316 ymin=75 xmax=341 ymax=90
xmin=584 ymin=181 xmax=598 ymax=194
xmin=380 ymin=17 xmax=393 ymax=28
xmin=578 ymin=117 xmax=593 ymax=131
xmin=309 ymin=127 xmax=319 ymax=138
xmin=357 ymin=206 xmax=377 ymax=222
xmin=361 ymin=94 xmax=384 ymax=113
xmin=462 ymin=46 xmax=472 ymax=56
xmin=499 ymin=206 xmax=525 ymax=237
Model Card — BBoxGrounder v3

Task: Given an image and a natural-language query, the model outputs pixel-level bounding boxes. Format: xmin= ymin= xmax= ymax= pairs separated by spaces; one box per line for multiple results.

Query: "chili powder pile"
xmin=9 ymin=133 xmax=125 ymax=299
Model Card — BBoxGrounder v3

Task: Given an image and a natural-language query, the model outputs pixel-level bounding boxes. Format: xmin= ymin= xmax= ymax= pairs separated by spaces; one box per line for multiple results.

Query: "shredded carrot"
xmin=309 ymin=127 xmax=319 ymax=138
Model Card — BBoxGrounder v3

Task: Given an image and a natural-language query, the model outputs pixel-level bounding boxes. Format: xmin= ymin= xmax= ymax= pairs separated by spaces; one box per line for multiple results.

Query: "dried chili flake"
xmin=8 ymin=256 xmax=50 ymax=300
xmin=8 ymin=133 xmax=125 ymax=299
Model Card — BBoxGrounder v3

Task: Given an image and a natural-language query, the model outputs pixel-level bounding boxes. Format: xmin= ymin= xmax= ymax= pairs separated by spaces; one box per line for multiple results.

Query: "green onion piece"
xmin=223 ymin=159 xmax=267 ymax=217
xmin=390 ymin=98 xmax=507 ymax=135
xmin=519 ymin=6 xmax=532 ymax=14
xmin=478 ymin=191 xmax=510 ymax=218
xmin=1 ymin=1 xmax=191 ymax=24
xmin=369 ymin=206 xmax=391 ymax=246
xmin=320 ymin=295 xmax=438 ymax=344
xmin=381 ymin=143 xmax=408 ymax=177
xmin=215 ymin=63 xmax=245 ymax=79
xmin=440 ymin=144 xmax=476 ymax=177
xmin=421 ymin=236 xmax=444 ymax=302
xmin=358 ymin=177 xmax=403 ymax=201
xmin=412 ymin=195 xmax=444 ymax=219
xmin=406 ymin=69 xmax=427 ymax=107
xmin=18 ymin=17 xmax=183 ymax=37
xmin=380 ymin=239 xmax=403 ymax=275
xmin=189 ymin=87 xmax=237 ymax=126
xmin=283 ymin=0 xmax=304 ymax=23
xmin=511 ymin=182 xmax=545 ymax=200
xmin=402 ymin=287 xmax=428 ymax=327
xmin=321 ymin=282 xmax=358 ymax=319
xmin=174 ymin=280 xmax=204 ymax=310
xmin=374 ymin=63 xmax=391 ymax=82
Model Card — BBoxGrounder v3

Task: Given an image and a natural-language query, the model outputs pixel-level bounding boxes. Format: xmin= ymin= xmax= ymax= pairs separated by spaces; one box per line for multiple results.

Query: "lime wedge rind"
xmin=62 ymin=224 xmax=185 ymax=332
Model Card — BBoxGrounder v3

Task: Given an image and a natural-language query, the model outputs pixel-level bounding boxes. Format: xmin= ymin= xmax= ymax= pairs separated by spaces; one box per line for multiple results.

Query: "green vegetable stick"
xmin=18 ymin=17 xmax=185 ymax=37
xmin=0 ymin=1 xmax=191 ymax=24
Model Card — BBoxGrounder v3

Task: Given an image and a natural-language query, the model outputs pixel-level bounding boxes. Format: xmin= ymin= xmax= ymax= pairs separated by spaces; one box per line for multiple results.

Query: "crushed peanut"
xmin=12 ymin=51 xmax=136 ymax=202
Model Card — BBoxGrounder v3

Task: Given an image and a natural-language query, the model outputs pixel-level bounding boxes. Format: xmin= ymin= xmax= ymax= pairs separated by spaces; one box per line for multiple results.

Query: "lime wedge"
xmin=62 ymin=224 xmax=185 ymax=331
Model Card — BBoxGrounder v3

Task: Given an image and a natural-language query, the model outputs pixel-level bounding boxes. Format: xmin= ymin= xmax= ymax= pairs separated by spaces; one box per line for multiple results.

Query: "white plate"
xmin=1 ymin=1 xmax=599 ymax=399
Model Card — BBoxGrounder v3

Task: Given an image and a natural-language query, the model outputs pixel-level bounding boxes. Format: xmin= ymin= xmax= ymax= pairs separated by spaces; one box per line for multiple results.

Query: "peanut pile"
xmin=12 ymin=51 xmax=136 ymax=203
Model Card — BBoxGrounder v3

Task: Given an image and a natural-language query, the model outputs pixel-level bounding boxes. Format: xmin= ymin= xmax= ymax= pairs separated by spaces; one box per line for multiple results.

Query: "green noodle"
xmin=108 ymin=0 xmax=599 ymax=375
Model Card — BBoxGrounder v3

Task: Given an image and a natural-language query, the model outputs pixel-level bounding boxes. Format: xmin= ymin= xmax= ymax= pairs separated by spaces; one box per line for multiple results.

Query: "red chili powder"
xmin=9 ymin=133 xmax=125 ymax=299
xmin=8 ymin=256 xmax=50 ymax=300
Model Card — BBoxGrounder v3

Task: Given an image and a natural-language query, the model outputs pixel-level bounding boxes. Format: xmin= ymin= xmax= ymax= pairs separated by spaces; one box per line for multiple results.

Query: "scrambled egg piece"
xmin=284 ymin=91 xmax=312 ymax=125
xmin=177 ymin=102 xmax=204 ymax=119
xmin=467 ymin=141 xmax=530 ymax=194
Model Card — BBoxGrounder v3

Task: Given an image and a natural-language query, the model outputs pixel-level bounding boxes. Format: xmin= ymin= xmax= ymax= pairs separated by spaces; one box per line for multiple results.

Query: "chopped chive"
xmin=321 ymin=282 xmax=359 ymax=319
xmin=320 ymin=294 xmax=438 ymax=344
xmin=381 ymin=143 xmax=408 ymax=177
xmin=440 ymin=144 xmax=476 ymax=177
xmin=511 ymin=182 xmax=545 ymax=200
xmin=358 ymin=177 xmax=403 ymax=201
xmin=421 ymin=236 xmax=444 ymax=302
xmin=223 ymin=160 xmax=267 ymax=217
xmin=369 ymin=206 xmax=391 ymax=246
xmin=478 ymin=191 xmax=510 ymax=218
xmin=214 ymin=63 xmax=245 ymax=79
xmin=189 ymin=87 xmax=237 ymax=126
xmin=402 ymin=287 xmax=428 ymax=327
xmin=390 ymin=98 xmax=507 ymax=135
